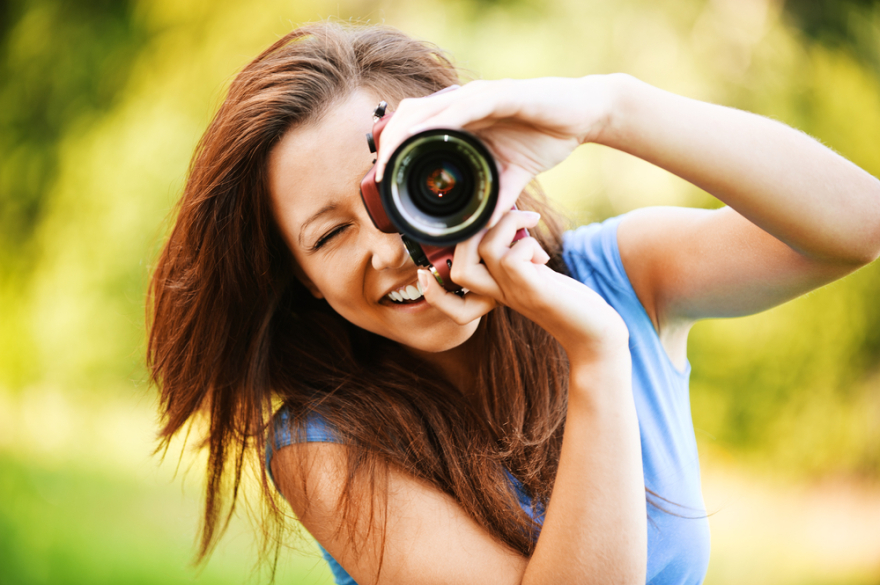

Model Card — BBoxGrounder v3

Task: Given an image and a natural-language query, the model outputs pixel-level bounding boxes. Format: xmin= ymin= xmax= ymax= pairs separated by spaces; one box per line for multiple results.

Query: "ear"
xmin=292 ymin=262 xmax=324 ymax=299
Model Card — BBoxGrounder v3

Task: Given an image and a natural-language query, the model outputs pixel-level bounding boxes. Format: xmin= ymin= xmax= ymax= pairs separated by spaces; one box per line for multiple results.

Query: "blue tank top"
xmin=267 ymin=214 xmax=711 ymax=584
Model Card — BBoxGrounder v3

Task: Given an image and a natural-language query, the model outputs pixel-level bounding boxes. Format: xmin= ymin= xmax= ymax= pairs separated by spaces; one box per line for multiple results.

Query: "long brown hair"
xmin=147 ymin=21 xmax=572 ymax=571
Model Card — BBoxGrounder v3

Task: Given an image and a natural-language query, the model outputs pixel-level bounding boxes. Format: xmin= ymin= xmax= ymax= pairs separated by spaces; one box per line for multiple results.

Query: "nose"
xmin=366 ymin=225 xmax=410 ymax=271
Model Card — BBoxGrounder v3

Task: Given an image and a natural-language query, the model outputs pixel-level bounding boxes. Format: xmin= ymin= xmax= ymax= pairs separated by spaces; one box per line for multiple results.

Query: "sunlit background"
xmin=2 ymin=0 xmax=879 ymax=583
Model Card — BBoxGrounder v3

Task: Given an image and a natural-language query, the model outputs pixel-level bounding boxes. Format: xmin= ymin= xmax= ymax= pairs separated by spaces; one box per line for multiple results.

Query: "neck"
xmin=407 ymin=332 xmax=482 ymax=398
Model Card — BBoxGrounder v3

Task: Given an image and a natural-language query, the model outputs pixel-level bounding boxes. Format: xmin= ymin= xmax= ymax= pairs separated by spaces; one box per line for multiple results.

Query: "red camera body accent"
xmin=359 ymin=164 xmax=397 ymax=234
xmin=359 ymin=113 xmax=396 ymax=234
xmin=420 ymin=244 xmax=456 ymax=290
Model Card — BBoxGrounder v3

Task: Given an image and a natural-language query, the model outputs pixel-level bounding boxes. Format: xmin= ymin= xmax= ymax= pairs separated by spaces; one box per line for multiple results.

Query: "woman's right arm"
xmin=272 ymin=212 xmax=646 ymax=585
xmin=272 ymin=359 xmax=644 ymax=585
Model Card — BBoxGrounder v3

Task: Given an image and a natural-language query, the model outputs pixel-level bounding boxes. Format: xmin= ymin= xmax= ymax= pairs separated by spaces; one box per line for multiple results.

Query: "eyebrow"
xmin=297 ymin=203 xmax=339 ymax=247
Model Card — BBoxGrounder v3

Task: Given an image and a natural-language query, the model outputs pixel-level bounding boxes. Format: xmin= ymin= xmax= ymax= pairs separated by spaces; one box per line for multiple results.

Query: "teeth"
xmin=386 ymin=282 xmax=424 ymax=303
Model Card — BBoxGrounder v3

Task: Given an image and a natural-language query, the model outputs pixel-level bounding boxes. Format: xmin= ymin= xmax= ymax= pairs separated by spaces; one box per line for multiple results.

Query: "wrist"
xmin=567 ymin=349 xmax=634 ymax=412
xmin=587 ymin=72 xmax=645 ymax=149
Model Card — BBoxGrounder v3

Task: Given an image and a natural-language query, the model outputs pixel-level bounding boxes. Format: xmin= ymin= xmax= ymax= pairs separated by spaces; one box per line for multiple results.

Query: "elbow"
xmin=847 ymin=226 xmax=880 ymax=267
xmin=856 ymin=184 xmax=880 ymax=265
xmin=860 ymin=245 xmax=880 ymax=267
xmin=802 ymin=223 xmax=880 ymax=268
xmin=835 ymin=241 xmax=880 ymax=268
xmin=865 ymin=221 xmax=880 ymax=265
xmin=834 ymin=181 xmax=880 ymax=266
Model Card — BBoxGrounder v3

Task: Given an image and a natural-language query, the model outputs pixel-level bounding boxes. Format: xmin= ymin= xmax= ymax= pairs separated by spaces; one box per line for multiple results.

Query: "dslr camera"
xmin=360 ymin=100 xmax=518 ymax=293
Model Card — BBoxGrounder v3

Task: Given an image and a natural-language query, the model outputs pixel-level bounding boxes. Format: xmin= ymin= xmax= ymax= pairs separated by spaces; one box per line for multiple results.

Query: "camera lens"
xmin=380 ymin=129 xmax=498 ymax=246
xmin=409 ymin=155 xmax=471 ymax=217
xmin=424 ymin=165 xmax=457 ymax=197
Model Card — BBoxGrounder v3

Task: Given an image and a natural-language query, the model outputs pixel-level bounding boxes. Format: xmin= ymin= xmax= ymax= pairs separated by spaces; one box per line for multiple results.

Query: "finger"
xmin=479 ymin=210 xmax=542 ymax=267
xmin=510 ymin=236 xmax=551 ymax=265
xmin=418 ymin=269 xmax=496 ymax=325
xmin=375 ymin=87 xmax=463 ymax=182
xmin=446 ymin=230 xmax=504 ymax=295
xmin=454 ymin=229 xmax=485 ymax=267
xmin=449 ymin=258 xmax=502 ymax=297
xmin=406 ymin=98 xmax=496 ymax=136
xmin=408 ymin=80 xmax=518 ymax=135
xmin=377 ymin=80 xmax=514 ymax=182
xmin=475 ymin=238 xmax=547 ymax=299
xmin=489 ymin=166 xmax=534 ymax=228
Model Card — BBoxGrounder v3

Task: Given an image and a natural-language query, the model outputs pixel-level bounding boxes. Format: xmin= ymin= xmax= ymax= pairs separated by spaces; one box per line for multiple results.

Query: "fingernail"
xmin=417 ymin=269 xmax=428 ymax=291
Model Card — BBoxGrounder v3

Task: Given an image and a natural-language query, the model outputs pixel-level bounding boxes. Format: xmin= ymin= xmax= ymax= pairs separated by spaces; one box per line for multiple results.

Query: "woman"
xmin=147 ymin=22 xmax=880 ymax=585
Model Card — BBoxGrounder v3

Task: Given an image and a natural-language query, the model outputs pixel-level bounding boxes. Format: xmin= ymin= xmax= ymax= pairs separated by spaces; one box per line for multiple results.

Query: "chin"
xmin=399 ymin=318 xmax=481 ymax=354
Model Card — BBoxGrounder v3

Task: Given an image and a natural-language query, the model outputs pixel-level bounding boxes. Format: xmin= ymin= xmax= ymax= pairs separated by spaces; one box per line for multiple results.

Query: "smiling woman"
xmin=268 ymin=90 xmax=483 ymax=354
xmin=146 ymin=20 xmax=880 ymax=585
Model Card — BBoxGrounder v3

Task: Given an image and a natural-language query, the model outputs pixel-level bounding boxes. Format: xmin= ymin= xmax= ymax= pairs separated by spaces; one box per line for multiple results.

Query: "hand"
xmin=418 ymin=209 xmax=629 ymax=362
xmin=375 ymin=76 xmax=615 ymax=226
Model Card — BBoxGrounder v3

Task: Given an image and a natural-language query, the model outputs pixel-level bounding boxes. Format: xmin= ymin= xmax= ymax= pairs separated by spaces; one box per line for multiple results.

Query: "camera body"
xmin=360 ymin=101 xmax=505 ymax=292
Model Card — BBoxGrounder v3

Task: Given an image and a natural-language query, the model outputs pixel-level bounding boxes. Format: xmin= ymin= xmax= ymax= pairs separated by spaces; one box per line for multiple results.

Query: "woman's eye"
xmin=312 ymin=224 xmax=349 ymax=250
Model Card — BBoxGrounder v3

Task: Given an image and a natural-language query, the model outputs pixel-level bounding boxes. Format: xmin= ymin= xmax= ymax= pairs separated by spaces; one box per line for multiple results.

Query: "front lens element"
xmin=425 ymin=165 xmax=458 ymax=196
xmin=382 ymin=130 xmax=498 ymax=245
xmin=409 ymin=154 xmax=472 ymax=218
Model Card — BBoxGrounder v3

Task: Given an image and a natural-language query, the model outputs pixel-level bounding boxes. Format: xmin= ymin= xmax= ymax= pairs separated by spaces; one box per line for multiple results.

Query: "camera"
xmin=359 ymin=101 xmax=501 ymax=292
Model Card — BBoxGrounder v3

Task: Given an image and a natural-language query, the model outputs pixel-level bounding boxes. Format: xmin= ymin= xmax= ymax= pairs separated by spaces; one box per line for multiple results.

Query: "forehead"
xmin=268 ymin=90 xmax=381 ymax=229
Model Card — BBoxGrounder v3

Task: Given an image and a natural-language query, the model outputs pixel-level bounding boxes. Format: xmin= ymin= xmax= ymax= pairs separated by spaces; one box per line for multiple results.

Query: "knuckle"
xmin=476 ymin=240 xmax=492 ymax=261
xmin=525 ymin=237 xmax=544 ymax=254
xmin=499 ymin=252 xmax=518 ymax=270
xmin=449 ymin=263 xmax=465 ymax=284
xmin=453 ymin=313 xmax=471 ymax=326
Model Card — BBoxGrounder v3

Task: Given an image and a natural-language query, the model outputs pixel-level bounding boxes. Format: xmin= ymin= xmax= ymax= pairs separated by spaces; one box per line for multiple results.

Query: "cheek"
xmin=309 ymin=264 xmax=375 ymax=328
xmin=308 ymin=254 xmax=364 ymax=301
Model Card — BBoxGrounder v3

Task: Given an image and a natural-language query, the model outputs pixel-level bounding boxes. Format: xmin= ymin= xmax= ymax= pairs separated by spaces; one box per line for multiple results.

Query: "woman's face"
xmin=268 ymin=90 xmax=481 ymax=354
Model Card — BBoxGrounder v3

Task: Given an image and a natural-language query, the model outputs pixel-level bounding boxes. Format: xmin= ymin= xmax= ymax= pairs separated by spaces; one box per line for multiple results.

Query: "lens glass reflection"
xmin=425 ymin=164 xmax=459 ymax=197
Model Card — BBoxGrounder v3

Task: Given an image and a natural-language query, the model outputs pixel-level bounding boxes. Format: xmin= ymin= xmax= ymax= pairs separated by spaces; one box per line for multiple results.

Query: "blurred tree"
xmin=0 ymin=0 xmax=147 ymax=388
xmin=783 ymin=0 xmax=880 ymax=75
xmin=0 ymin=0 xmax=147 ymax=275
xmin=0 ymin=0 xmax=876 ymax=477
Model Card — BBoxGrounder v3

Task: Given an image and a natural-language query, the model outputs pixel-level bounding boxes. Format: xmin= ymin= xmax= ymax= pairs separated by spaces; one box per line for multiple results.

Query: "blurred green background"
xmin=2 ymin=0 xmax=879 ymax=583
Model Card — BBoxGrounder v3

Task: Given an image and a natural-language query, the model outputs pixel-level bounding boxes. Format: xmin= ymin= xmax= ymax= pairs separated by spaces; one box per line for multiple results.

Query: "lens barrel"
xmin=379 ymin=129 xmax=498 ymax=246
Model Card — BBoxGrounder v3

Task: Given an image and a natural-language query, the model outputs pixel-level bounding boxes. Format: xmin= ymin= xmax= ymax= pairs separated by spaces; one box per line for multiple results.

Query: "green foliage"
xmin=783 ymin=0 xmax=880 ymax=75
xmin=0 ymin=0 xmax=147 ymax=269
xmin=0 ymin=451 xmax=332 ymax=584
xmin=1 ymin=0 xmax=878 ymax=472
xmin=0 ymin=0 xmax=148 ymax=388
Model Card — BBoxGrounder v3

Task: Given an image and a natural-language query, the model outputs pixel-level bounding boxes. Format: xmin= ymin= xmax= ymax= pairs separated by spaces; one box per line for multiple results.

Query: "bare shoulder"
xmin=271 ymin=442 xmax=528 ymax=585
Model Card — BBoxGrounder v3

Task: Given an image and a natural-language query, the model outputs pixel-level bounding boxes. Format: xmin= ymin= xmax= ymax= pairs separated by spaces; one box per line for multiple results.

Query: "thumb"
xmin=489 ymin=165 xmax=534 ymax=227
xmin=417 ymin=269 xmax=496 ymax=326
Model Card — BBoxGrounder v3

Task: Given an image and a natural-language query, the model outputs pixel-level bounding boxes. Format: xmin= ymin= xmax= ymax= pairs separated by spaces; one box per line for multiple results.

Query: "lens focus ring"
xmin=381 ymin=129 xmax=498 ymax=246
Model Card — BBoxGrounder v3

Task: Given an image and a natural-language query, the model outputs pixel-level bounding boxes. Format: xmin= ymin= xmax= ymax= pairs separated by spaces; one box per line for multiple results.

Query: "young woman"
xmin=147 ymin=22 xmax=880 ymax=585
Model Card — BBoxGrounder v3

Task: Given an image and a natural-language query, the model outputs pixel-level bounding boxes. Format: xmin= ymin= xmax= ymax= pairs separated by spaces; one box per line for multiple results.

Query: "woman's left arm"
xmin=602 ymin=75 xmax=880 ymax=335
xmin=374 ymin=75 xmax=880 ymax=347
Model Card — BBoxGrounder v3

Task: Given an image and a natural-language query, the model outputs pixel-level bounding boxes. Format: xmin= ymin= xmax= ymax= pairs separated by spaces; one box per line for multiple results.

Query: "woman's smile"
xmin=383 ymin=277 xmax=425 ymax=303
